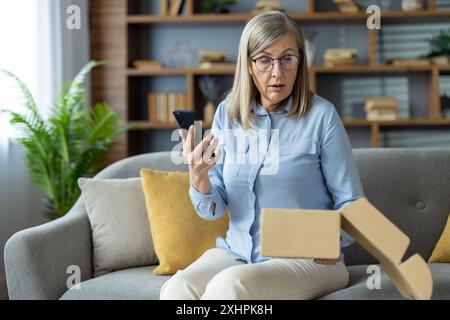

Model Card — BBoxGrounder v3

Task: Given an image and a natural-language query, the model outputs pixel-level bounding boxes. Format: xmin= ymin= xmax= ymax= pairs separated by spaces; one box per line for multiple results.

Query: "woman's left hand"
xmin=313 ymin=258 xmax=340 ymax=265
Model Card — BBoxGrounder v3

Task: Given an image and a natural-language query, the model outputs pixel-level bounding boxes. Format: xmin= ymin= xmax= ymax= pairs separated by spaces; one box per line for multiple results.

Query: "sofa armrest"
xmin=4 ymin=198 xmax=92 ymax=300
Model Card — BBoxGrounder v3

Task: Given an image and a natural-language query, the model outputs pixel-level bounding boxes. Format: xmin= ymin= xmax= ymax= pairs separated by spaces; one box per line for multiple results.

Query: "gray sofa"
xmin=4 ymin=148 xmax=450 ymax=300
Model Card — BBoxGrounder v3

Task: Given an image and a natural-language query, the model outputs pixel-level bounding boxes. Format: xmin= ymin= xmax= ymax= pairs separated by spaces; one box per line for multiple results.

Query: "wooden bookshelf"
xmin=126 ymin=65 xmax=450 ymax=76
xmin=126 ymin=66 xmax=236 ymax=76
xmin=90 ymin=0 xmax=450 ymax=164
xmin=126 ymin=10 xmax=450 ymax=24
xmin=343 ymin=119 xmax=450 ymax=127
xmin=311 ymin=65 xmax=440 ymax=73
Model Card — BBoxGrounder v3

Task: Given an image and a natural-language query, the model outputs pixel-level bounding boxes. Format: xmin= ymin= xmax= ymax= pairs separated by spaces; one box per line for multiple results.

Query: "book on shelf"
xmin=366 ymin=111 xmax=398 ymax=121
xmin=365 ymin=108 xmax=397 ymax=115
xmin=133 ymin=60 xmax=163 ymax=70
xmin=324 ymin=48 xmax=358 ymax=66
xmin=389 ymin=59 xmax=430 ymax=67
xmin=365 ymin=97 xmax=399 ymax=111
xmin=365 ymin=97 xmax=398 ymax=108
xmin=431 ymin=56 xmax=450 ymax=66
xmin=199 ymin=61 xmax=235 ymax=69
xmin=324 ymin=58 xmax=357 ymax=66
xmin=333 ymin=0 xmax=360 ymax=13
xmin=160 ymin=0 xmax=168 ymax=16
xmin=365 ymin=107 xmax=398 ymax=113
xmin=339 ymin=5 xmax=359 ymax=13
xmin=324 ymin=48 xmax=358 ymax=59
xmin=253 ymin=1 xmax=282 ymax=14
xmin=148 ymin=92 xmax=190 ymax=123
xmin=198 ymin=50 xmax=230 ymax=62
xmin=169 ymin=0 xmax=185 ymax=16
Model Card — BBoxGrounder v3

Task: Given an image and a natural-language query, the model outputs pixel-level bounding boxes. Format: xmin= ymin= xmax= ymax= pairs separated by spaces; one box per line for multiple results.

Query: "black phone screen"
xmin=172 ymin=110 xmax=196 ymax=130
xmin=172 ymin=110 xmax=215 ymax=159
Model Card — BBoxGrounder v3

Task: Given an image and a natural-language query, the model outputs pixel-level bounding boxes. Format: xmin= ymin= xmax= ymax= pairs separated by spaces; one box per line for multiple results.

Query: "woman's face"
xmin=248 ymin=35 xmax=300 ymax=110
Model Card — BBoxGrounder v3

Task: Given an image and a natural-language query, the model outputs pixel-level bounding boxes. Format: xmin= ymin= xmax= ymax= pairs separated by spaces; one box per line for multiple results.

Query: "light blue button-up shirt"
xmin=189 ymin=94 xmax=366 ymax=264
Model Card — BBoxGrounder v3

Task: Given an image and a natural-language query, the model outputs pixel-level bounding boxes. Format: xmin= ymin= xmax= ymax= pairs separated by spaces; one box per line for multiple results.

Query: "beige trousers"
xmin=160 ymin=248 xmax=349 ymax=300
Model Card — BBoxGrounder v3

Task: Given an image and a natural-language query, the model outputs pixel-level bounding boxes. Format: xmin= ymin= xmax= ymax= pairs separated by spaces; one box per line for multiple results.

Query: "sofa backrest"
xmin=95 ymin=148 xmax=450 ymax=266
xmin=95 ymin=151 xmax=187 ymax=179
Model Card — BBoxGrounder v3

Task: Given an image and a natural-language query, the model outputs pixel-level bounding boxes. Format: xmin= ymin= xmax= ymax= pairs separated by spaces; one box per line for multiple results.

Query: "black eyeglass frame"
xmin=250 ymin=54 xmax=302 ymax=72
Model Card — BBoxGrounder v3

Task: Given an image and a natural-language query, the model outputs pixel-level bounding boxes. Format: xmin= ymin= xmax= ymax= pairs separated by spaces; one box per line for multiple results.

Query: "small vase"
xmin=203 ymin=101 xmax=216 ymax=124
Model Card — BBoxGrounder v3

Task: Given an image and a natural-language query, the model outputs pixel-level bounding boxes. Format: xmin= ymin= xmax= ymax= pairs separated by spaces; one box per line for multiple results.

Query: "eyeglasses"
xmin=251 ymin=55 xmax=301 ymax=73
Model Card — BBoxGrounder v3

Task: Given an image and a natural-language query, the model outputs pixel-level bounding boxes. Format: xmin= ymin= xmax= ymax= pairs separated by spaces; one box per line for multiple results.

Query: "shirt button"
xmin=416 ymin=201 xmax=425 ymax=210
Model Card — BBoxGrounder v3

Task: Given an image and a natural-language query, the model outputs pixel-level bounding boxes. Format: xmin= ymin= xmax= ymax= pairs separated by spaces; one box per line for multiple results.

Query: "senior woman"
xmin=160 ymin=10 xmax=366 ymax=300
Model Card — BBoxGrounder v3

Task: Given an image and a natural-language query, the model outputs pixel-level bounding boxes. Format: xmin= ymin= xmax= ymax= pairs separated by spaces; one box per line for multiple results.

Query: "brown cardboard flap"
xmin=381 ymin=254 xmax=433 ymax=300
xmin=260 ymin=208 xmax=340 ymax=260
xmin=340 ymin=198 xmax=433 ymax=300
xmin=340 ymin=198 xmax=410 ymax=264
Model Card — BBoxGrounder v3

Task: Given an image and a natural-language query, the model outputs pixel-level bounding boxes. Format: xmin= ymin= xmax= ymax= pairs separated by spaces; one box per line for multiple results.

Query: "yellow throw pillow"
xmin=140 ymin=168 xmax=229 ymax=275
xmin=428 ymin=213 xmax=450 ymax=263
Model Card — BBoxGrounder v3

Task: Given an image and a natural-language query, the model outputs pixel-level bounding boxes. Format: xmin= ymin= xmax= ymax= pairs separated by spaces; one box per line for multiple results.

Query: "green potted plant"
xmin=0 ymin=60 xmax=133 ymax=220
xmin=426 ymin=28 xmax=450 ymax=66
xmin=202 ymin=0 xmax=236 ymax=14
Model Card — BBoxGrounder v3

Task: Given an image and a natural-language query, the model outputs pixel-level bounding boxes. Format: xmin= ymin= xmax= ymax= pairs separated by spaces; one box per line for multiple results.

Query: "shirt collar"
xmin=251 ymin=96 xmax=293 ymax=116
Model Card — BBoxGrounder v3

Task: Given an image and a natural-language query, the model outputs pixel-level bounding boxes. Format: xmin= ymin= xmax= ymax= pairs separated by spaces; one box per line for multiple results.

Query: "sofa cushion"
xmin=140 ymin=169 xmax=229 ymax=275
xmin=319 ymin=263 xmax=450 ymax=300
xmin=60 ymin=263 xmax=450 ymax=300
xmin=78 ymin=178 xmax=158 ymax=277
xmin=60 ymin=266 xmax=170 ymax=300
xmin=429 ymin=213 xmax=450 ymax=263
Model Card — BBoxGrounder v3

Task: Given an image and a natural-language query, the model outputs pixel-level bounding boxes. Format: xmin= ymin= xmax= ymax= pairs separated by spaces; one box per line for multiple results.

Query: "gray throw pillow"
xmin=78 ymin=177 xmax=158 ymax=277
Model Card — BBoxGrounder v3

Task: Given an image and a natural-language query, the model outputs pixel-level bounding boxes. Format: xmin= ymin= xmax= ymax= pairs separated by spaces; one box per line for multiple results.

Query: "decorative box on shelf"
xmin=323 ymin=48 xmax=358 ymax=67
xmin=133 ymin=60 xmax=164 ymax=71
xmin=333 ymin=0 xmax=361 ymax=13
xmin=431 ymin=56 xmax=450 ymax=66
xmin=364 ymin=97 xmax=399 ymax=121
xmin=198 ymin=50 xmax=233 ymax=69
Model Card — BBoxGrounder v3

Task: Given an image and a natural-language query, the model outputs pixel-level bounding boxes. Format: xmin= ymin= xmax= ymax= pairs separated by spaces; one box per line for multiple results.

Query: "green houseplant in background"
xmin=425 ymin=29 xmax=450 ymax=117
xmin=426 ymin=28 xmax=450 ymax=64
xmin=202 ymin=0 xmax=236 ymax=13
xmin=0 ymin=60 xmax=133 ymax=220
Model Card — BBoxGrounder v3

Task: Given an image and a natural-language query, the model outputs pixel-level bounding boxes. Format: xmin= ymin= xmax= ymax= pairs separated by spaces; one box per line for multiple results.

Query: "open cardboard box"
xmin=260 ymin=198 xmax=433 ymax=300
xmin=260 ymin=208 xmax=341 ymax=260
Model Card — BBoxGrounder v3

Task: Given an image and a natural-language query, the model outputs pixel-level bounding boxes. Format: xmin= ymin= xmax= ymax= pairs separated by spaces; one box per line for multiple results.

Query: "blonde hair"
xmin=224 ymin=11 xmax=313 ymax=130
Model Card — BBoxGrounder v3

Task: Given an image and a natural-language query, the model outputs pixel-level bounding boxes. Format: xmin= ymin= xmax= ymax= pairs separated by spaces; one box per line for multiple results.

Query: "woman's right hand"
xmin=179 ymin=124 xmax=222 ymax=194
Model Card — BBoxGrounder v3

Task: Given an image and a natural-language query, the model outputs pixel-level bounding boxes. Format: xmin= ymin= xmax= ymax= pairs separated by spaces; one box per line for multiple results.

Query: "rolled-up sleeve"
xmin=320 ymin=104 xmax=367 ymax=248
xmin=188 ymin=101 xmax=228 ymax=221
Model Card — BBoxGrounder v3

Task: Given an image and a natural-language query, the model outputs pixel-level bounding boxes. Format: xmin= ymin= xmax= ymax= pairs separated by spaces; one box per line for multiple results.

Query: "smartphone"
xmin=172 ymin=110 xmax=215 ymax=158
xmin=172 ymin=110 xmax=196 ymax=131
